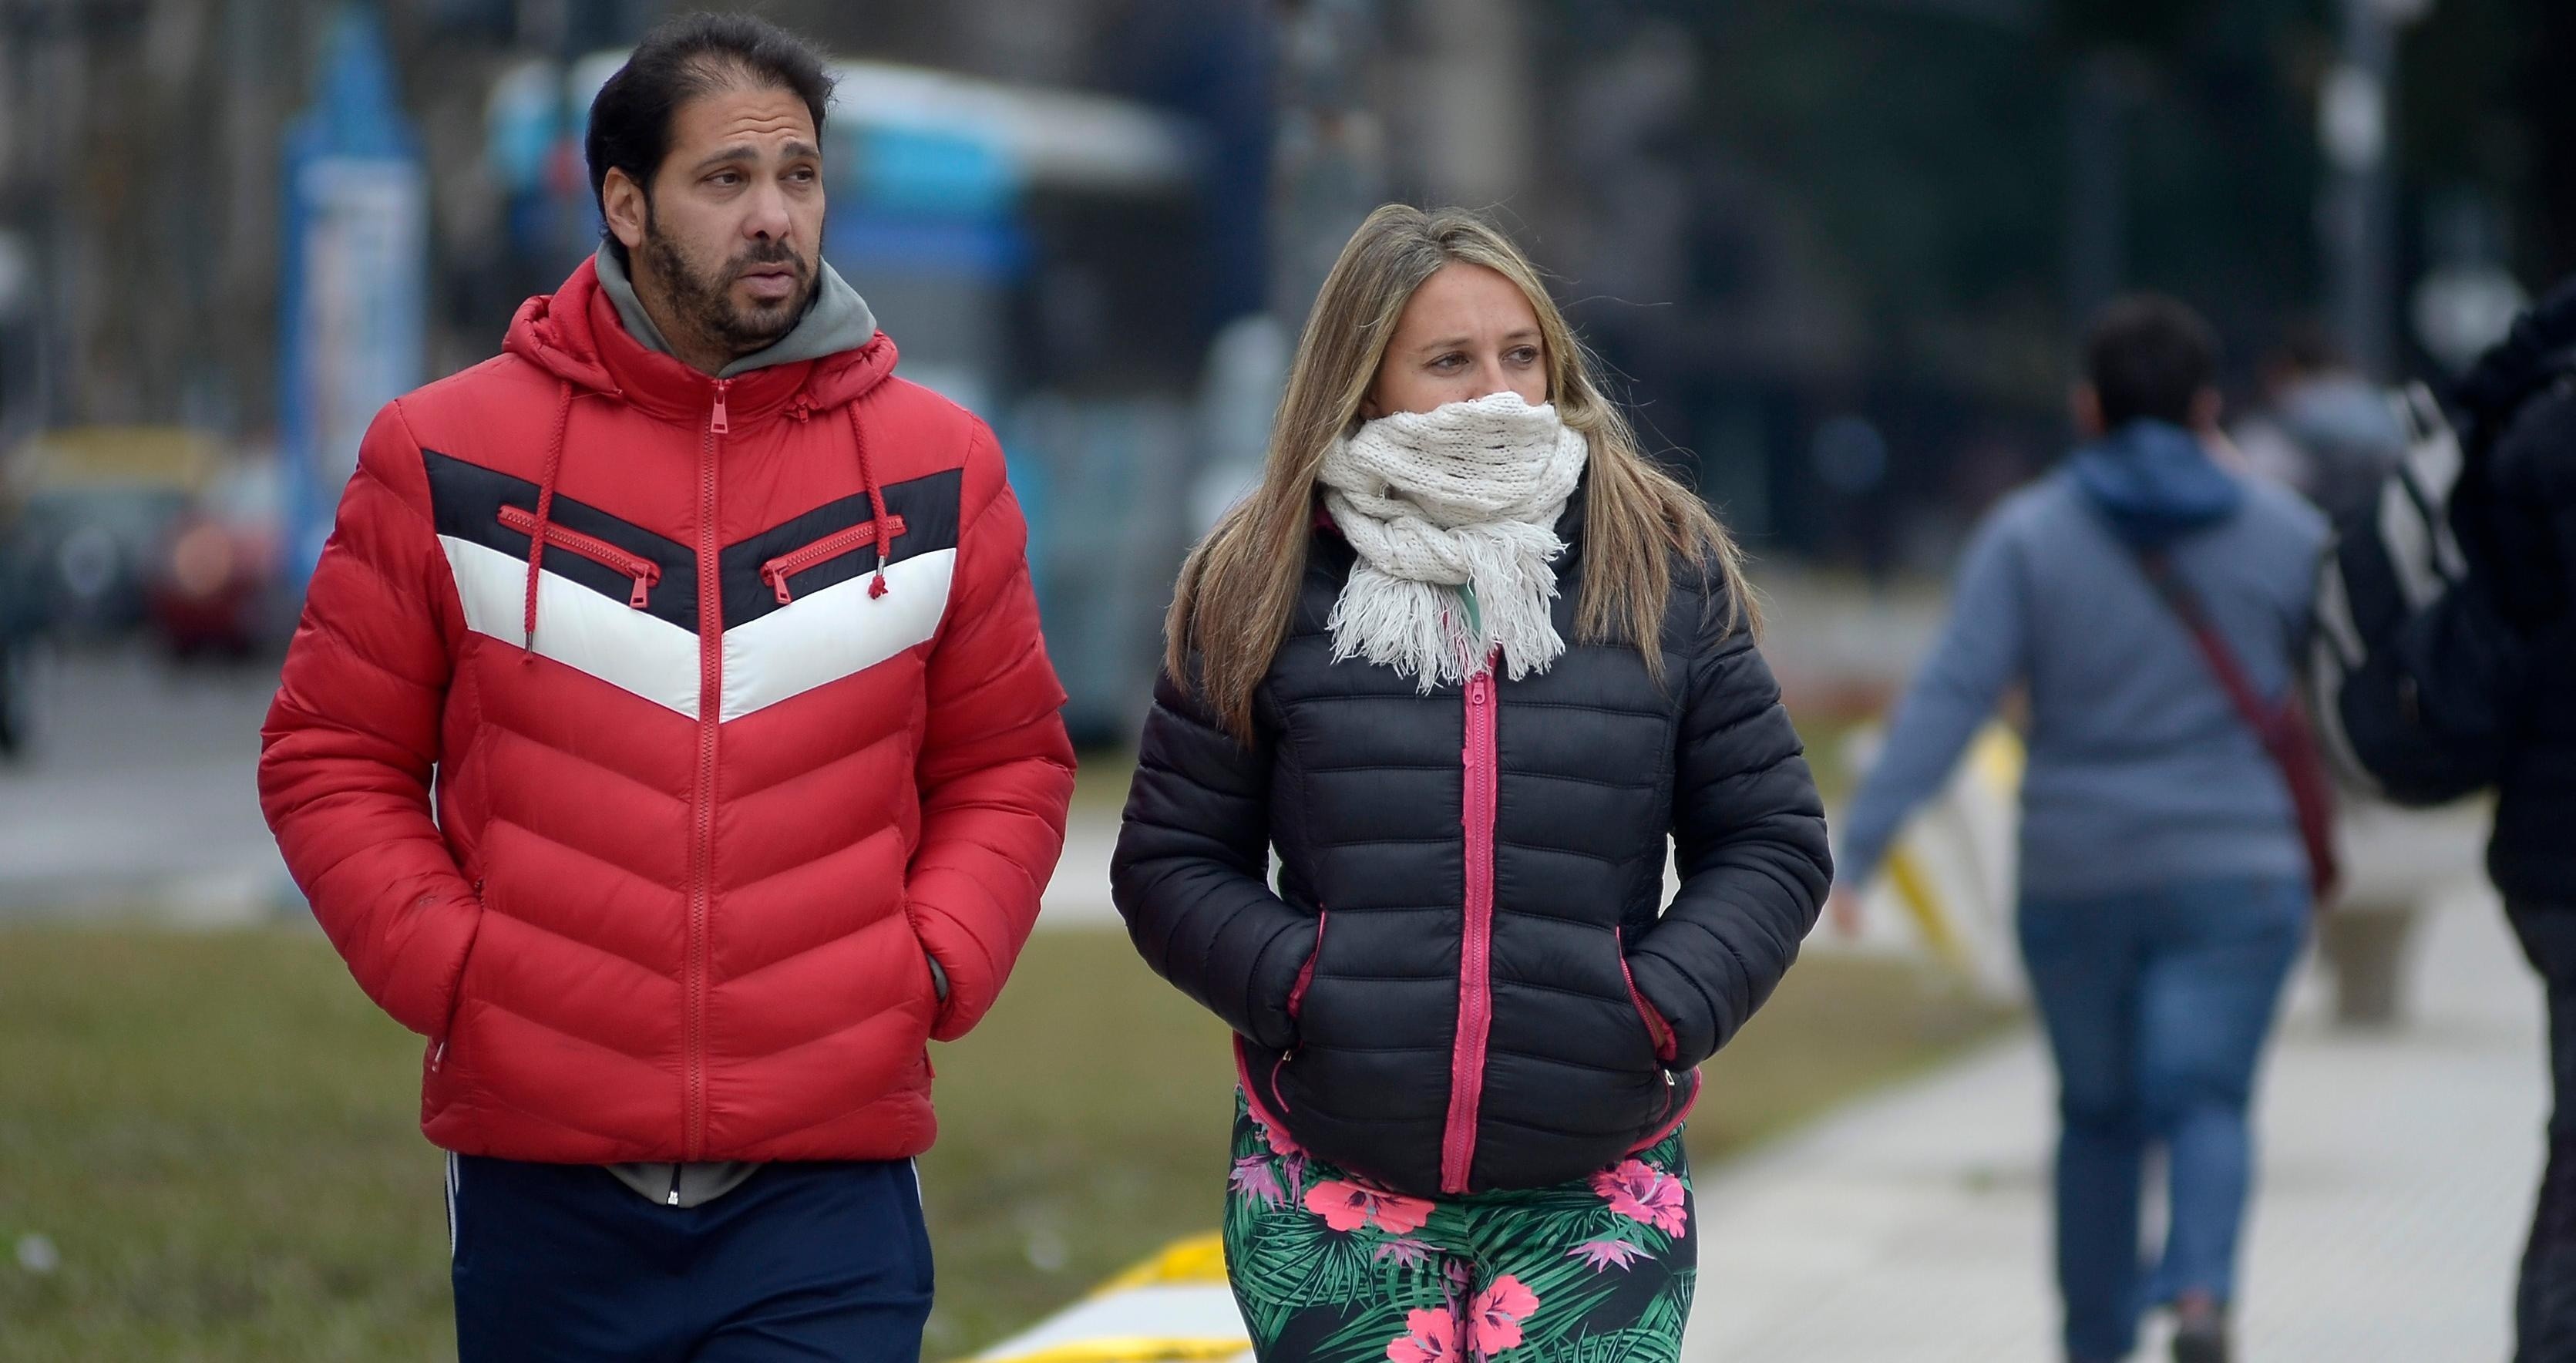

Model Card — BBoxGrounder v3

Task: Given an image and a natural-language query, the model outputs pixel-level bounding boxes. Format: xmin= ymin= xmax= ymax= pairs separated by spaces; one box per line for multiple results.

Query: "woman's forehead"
xmin=1393 ymin=264 xmax=1542 ymax=347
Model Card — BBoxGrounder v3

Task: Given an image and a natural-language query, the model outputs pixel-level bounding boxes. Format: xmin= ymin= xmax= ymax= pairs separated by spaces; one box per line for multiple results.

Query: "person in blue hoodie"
xmin=1834 ymin=297 xmax=2325 ymax=1363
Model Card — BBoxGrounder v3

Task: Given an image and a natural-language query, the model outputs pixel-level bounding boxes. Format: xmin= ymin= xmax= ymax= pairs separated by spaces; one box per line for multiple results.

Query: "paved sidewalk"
xmin=1682 ymin=885 xmax=2544 ymax=1361
xmin=0 ymin=647 xmax=292 ymax=921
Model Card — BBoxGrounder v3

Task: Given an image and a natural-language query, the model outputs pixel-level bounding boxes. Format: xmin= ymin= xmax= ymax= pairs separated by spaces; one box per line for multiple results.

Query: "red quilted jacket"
xmin=258 ymin=258 xmax=1075 ymax=1163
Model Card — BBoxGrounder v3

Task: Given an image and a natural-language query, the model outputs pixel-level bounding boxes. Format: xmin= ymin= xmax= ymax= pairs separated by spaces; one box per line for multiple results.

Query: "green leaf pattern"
xmin=1219 ymin=1095 xmax=1697 ymax=1362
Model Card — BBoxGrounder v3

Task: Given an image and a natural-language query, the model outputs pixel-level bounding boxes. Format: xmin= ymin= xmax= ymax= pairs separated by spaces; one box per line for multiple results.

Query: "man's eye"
xmin=709 ymin=172 xmax=741 ymax=187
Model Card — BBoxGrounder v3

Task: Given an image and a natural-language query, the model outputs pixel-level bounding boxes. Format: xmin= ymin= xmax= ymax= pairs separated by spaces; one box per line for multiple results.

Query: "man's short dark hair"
xmin=585 ymin=13 xmax=836 ymax=266
xmin=2085 ymin=294 xmax=2221 ymax=429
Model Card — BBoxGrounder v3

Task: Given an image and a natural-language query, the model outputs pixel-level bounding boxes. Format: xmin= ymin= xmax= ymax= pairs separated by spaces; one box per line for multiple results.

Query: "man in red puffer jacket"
xmin=257 ymin=15 xmax=1074 ymax=1359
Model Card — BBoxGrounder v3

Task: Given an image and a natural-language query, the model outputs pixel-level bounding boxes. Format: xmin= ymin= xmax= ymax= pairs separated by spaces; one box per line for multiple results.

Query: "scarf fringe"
xmin=1317 ymin=393 xmax=1585 ymax=688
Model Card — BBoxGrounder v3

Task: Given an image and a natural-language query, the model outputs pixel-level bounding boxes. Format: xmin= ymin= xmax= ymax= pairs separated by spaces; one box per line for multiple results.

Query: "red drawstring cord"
xmin=847 ymin=402 xmax=892 ymax=598
xmin=521 ymin=380 xmax=573 ymax=657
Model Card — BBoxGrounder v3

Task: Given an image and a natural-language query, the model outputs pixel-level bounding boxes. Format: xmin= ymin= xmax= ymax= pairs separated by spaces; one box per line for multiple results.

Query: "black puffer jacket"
xmin=1112 ymin=499 xmax=1831 ymax=1197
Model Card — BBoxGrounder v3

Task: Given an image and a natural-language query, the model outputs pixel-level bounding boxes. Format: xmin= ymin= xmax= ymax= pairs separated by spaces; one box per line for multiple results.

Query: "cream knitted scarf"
xmin=1316 ymin=392 xmax=1589 ymax=690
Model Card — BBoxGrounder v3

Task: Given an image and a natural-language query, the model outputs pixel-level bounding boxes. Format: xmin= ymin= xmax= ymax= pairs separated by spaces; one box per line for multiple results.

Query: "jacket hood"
xmin=502 ymin=256 xmax=897 ymax=422
xmin=593 ymin=246 xmax=879 ymax=379
xmin=493 ymin=254 xmax=909 ymax=675
xmin=2070 ymin=419 xmax=2245 ymax=547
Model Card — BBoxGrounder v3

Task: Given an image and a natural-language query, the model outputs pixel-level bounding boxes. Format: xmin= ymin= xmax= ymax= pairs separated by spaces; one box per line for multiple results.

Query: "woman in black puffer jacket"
xmin=1112 ymin=206 xmax=1830 ymax=1363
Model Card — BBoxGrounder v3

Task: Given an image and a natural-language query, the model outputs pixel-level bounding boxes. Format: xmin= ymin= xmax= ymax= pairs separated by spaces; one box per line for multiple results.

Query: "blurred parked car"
xmin=145 ymin=456 xmax=288 ymax=658
xmin=0 ymin=426 xmax=219 ymax=641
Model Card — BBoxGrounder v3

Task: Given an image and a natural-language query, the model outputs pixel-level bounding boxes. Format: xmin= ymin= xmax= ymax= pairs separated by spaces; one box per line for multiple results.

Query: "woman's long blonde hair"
xmin=1168 ymin=204 xmax=1757 ymax=739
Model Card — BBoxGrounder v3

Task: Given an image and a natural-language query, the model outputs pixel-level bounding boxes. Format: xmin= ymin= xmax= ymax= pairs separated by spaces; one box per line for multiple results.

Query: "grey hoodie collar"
xmin=594 ymin=246 xmax=879 ymax=379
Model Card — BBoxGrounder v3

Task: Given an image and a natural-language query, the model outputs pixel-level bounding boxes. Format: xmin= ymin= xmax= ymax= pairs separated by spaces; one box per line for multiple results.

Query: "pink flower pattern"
xmin=1229 ymin=1156 xmax=1284 ymax=1208
xmin=1466 ymin=1274 xmax=1539 ymax=1356
xmin=1279 ymin=1151 xmax=1310 ymax=1203
xmin=1305 ymin=1178 xmax=1435 ymax=1235
xmin=1374 ymin=1236 xmax=1438 ymax=1270
xmin=1257 ymin=1114 xmax=1306 ymax=1159
xmin=1590 ymin=1159 xmax=1689 ymax=1237
xmin=1567 ymin=1237 xmax=1650 ymax=1273
xmin=1238 ymin=1095 xmax=1690 ymax=1360
xmin=1386 ymin=1307 xmax=1461 ymax=1363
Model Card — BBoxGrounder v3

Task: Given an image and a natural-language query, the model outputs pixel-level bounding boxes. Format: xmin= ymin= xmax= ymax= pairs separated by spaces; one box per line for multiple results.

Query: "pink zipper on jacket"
xmin=1271 ymin=907 xmax=1327 ymax=1113
xmin=1439 ymin=666 xmax=1500 ymax=1194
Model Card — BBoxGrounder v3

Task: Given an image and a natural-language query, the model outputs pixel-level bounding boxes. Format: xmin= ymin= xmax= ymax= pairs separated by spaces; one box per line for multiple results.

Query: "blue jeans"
xmin=2019 ymin=875 xmax=2307 ymax=1361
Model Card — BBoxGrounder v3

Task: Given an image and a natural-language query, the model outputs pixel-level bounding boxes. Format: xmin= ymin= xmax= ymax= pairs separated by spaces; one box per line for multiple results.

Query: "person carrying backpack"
xmin=1833 ymin=296 xmax=2329 ymax=1363
xmin=2325 ymin=280 xmax=2576 ymax=1361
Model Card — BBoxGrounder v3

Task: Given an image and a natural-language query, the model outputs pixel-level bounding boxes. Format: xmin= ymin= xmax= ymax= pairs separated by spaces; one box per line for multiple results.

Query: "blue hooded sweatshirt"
xmin=1838 ymin=422 xmax=2327 ymax=902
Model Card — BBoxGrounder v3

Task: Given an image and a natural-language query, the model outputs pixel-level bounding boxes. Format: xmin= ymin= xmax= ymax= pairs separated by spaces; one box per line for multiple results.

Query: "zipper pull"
xmin=429 ymin=1041 xmax=446 ymax=1072
xmin=666 ymin=1166 xmax=684 ymax=1207
xmin=709 ymin=382 xmax=731 ymax=436
xmin=767 ymin=568 xmax=792 ymax=605
xmin=629 ymin=573 xmax=651 ymax=610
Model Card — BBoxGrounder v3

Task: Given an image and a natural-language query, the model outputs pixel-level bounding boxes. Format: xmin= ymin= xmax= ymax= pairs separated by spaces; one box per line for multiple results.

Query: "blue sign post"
xmin=280 ymin=4 xmax=427 ymax=587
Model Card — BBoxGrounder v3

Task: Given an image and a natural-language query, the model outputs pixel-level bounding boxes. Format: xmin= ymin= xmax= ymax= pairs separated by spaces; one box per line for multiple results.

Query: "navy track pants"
xmin=449 ymin=1154 xmax=933 ymax=1362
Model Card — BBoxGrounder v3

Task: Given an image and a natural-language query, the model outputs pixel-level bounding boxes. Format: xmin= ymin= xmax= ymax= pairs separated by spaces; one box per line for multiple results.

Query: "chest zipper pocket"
xmin=761 ymin=516 xmax=910 ymax=604
xmin=498 ymin=506 xmax=661 ymax=608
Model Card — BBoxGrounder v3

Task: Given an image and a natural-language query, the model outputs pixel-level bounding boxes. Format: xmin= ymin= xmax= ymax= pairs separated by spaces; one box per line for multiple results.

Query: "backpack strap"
xmin=2134 ymin=548 xmax=2342 ymax=904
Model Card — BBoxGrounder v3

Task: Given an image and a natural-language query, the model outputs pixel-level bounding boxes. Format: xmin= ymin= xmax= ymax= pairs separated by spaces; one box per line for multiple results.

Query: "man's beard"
xmin=640 ymin=217 xmax=816 ymax=359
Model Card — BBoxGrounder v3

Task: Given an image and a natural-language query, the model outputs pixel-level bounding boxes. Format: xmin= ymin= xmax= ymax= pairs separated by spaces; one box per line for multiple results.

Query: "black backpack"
xmin=2305 ymin=384 xmax=2501 ymax=806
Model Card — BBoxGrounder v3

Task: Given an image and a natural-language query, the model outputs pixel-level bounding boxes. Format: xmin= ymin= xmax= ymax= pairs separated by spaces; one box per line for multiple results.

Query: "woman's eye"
xmin=1508 ymin=347 xmax=1540 ymax=365
xmin=1430 ymin=354 xmax=1468 ymax=372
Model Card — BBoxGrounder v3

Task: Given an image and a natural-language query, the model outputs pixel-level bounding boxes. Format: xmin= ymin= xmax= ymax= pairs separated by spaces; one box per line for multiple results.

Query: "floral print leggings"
xmin=1222 ymin=1095 xmax=1696 ymax=1363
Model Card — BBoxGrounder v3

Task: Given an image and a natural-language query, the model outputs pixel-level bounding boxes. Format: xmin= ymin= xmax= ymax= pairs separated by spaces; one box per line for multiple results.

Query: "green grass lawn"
xmin=0 ymin=925 xmax=2009 ymax=1361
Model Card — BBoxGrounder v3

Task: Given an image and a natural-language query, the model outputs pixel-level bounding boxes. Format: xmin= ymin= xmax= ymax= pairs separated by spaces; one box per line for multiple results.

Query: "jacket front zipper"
xmin=496 ymin=506 xmax=660 ymax=607
xmin=684 ymin=379 xmax=729 ymax=1159
xmin=1440 ymin=668 xmax=1500 ymax=1194
xmin=762 ymin=516 xmax=908 ymax=604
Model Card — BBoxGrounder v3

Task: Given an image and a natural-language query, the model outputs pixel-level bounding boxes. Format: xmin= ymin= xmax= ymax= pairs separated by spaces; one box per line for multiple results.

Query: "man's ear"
xmin=2070 ymin=384 xmax=2105 ymax=439
xmin=601 ymin=168 xmax=650 ymax=254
